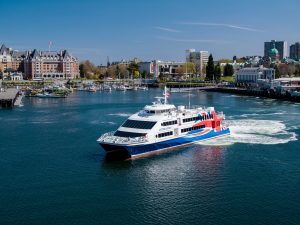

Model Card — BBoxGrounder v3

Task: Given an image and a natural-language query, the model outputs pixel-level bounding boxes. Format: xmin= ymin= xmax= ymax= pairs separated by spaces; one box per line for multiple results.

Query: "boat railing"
xmin=217 ymin=111 xmax=224 ymax=118
xmin=98 ymin=131 xmax=148 ymax=144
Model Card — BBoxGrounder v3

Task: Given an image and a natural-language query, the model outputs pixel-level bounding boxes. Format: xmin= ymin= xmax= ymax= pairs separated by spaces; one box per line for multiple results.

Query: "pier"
xmin=0 ymin=88 xmax=19 ymax=108
xmin=206 ymin=87 xmax=300 ymax=102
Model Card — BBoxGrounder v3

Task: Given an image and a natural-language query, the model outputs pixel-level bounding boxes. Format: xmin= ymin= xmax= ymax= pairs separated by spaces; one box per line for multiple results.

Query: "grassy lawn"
xmin=220 ymin=76 xmax=235 ymax=82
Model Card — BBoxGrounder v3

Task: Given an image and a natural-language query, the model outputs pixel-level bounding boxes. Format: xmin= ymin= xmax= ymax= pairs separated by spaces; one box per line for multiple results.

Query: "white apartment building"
xmin=186 ymin=49 xmax=209 ymax=76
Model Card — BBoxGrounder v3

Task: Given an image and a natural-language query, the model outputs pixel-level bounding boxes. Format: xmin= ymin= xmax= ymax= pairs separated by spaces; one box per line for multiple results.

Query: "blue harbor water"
xmin=0 ymin=89 xmax=300 ymax=225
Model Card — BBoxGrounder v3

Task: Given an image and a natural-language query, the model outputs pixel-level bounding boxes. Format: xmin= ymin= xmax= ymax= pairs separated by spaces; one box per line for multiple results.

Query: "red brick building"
xmin=0 ymin=44 xmax=79 ymax=79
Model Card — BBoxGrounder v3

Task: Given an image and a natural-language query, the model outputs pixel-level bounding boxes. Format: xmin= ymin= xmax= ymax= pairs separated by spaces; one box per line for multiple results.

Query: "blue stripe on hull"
xmin=126 ymin=128 xmax=230 ymax=157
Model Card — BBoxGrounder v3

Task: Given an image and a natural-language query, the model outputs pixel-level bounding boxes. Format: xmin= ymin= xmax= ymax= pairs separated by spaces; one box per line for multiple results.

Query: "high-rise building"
xmin=290 ymin=42 xmax=300 ymax=61
xmin=186 ymin=49 xmax=209 ymax=76
xmin=264 ymin=40 xmax=288 ymax=60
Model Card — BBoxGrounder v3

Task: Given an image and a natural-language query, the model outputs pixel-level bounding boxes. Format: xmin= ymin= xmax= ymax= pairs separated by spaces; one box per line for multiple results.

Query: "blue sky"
xmin=1 ymin=0 xmax=299 ymax=64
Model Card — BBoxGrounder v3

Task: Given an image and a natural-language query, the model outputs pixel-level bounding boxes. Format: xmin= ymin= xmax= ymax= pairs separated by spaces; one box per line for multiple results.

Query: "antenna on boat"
xmin=164 ymin=85 xmax=168 ymax=104
xmin=187 ymin=60 xmax=191 ymax=109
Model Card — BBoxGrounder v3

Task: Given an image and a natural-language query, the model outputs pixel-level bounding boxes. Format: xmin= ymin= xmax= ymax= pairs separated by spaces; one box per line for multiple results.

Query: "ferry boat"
xmin=97 ymin=87 xmax=230 ymax=159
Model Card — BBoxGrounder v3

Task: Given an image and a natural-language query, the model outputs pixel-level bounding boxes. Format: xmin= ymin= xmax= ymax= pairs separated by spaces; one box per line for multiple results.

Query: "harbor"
xmin=0 ymin=89 xmax=299 ymax=225
xmin=2 ymin=0 xmax=300 ymax=224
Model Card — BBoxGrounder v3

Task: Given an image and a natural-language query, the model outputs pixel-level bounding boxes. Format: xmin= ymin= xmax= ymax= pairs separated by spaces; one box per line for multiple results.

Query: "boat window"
xmin=181 ymin=125 xmax=205 ymax=133
xmin=156 ymin=131 xmax=173 ymax=138
xmin=183 ymin=116 xmax=201 ymax=123
xmin=183 ymin=114 xmax=211 ymax=123
xmin=161 ymin=120 xmax=177 ymax=126
xmin=122 ymin=119 xmax=156 ymax=129
xmin=114 ymin=131 xmax=146 ymax=138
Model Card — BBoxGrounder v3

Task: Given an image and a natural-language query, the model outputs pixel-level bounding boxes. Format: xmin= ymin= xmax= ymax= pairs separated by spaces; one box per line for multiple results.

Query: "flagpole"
xmin=164 ymin=86 xmax=167 ymax=104
xmin=48 ymin=41 xmax=52 ymax=52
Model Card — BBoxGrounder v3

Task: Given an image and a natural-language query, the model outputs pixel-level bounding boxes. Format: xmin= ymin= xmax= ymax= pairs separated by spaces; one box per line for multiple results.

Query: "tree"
xmin=274 ymin=65 xmax=280 ymax=79
xmin=214 ymin=63 xmax=221 ymax=81
xmin=175 ymin=62 xmax=196 ymax=78
xmin=116 ymin=65 xmax=120 ymax=79
xmin=141 ymin=71 xmax=147 ymax=79
xmin=79 ymin=60 xmax=95 ymax=79
xmin=119 ymin=64 xmax=129 ymax=79
xmin=295 ymin=64 xmax=300 ymax=77
xmin=223 ymin=63 xmax=234 ymax=76
xmin=106 ymin=65 xmax=117 ymax=79
xmin=206 ymin=54 xmax=214 ymax=80
xmin=127 ymin=62 xmax=140 ymax=79
xmin=219 ymin=58 xmax=232 ymax=64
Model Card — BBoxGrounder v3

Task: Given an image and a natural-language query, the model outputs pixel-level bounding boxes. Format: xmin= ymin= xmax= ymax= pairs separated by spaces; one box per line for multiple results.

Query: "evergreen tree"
xmin=214 ymin=63 xmax=221 ymax=81
xmin=116 ymin=65 xmax=120 ymax=79
xmin=223 ymin=63 xmax=234 ymax=76
xmin=206 ymin=54 xmax=214 ymax=80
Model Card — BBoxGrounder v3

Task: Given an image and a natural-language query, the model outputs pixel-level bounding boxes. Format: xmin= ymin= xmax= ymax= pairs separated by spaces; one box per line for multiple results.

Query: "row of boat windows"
xmin=114 ymin=131 xmax=146 ymax=138
xmin=181 ymin=125 xmax=205 ymax=133
xmin=145 ymin=109 xmax=170 ymax=114
xmin=114 ymin=124 xmax=205 ymax=138
xmin=122 ymin=120 xmax=156 ymax=129
xmin=161 ymin=120 xmax=177 ymax=126
xmin=183 ymin=114 xmax=213 ymax=123
xmin=156 ymin=131 xmax=173 ymax=138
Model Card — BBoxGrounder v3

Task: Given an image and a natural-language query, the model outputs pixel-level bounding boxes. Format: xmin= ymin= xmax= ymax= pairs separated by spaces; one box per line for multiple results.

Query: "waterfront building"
xmin=138 ymin=61 xmax=155 ymax=75
xmin=24 ymin=50 xmax=79 ymax=79
xmin=264 ymin=40 xmax=288 ymax=60
xmin=270 ymin=77 xmax=300 ymax=94
xmin=138 ymin=60 xmax=187 ymax=79
xmin=290 ymin=42 xmax=300 ymax=61
xmin=0 ymin=45 xmax=13 ymax=73
xmin=235 ymin=66 xmax=275 ymax=84
xmin=111 ymin=58 xmax=140 ymax=66
xmin=186 ymin=49 xmax=209 ymax=76
xmin=0 ymin=44 xmax=79 ymax=80
xmin=153 ymin=60 xmax=186 ymax=79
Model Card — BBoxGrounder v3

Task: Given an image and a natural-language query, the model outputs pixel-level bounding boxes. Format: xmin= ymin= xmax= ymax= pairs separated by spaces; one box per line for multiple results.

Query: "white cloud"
xmin=154 ymin=26 xmax=181 ymax=33
xmin=155 ymin=36 xmax=230 ymax=43
xmin=178 ymin=22 xmax=264 ymax=32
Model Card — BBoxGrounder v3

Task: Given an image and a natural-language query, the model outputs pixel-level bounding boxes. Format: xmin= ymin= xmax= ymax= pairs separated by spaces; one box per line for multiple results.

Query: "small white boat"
xmin=103 ymin=85 xmax=112 ymax=92
xmin=116 ymin=85 xmax=126 ymax=91
xmin=138 ymin=86 xmax=148 ymax=90
xmin=36 ymin=92 xmax=66 ymax=98
xmin=87 ymin=86 xmax=97 ymax=92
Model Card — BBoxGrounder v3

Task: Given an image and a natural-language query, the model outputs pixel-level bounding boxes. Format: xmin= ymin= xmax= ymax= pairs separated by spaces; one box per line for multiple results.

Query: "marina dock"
xmin=0 ymin=88 xmax=19 ymax=108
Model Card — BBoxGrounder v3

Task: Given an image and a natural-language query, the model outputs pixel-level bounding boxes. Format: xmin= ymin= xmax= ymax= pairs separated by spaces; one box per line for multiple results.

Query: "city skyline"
xmin=1 ymin=0 xmax=300 ymax=64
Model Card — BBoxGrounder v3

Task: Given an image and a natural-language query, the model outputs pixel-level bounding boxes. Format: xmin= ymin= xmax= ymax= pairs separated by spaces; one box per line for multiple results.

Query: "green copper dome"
xmin=269 ymin=47 xmax=279 ymax=55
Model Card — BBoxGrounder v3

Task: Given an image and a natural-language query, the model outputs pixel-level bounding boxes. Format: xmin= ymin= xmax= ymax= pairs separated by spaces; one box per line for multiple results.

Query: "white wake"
xmin=108 ymin=113 xmax=132 ymax=117
xmin=199 ymin=120 xmax=297 ymax=146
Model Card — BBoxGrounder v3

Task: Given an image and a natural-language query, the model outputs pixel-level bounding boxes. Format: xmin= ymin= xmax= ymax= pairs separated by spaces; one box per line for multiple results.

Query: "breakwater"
xmin=0 ymin=88 xmax=19 ymax=108
xmin=206 ymin=87 xmax=300 ymax=102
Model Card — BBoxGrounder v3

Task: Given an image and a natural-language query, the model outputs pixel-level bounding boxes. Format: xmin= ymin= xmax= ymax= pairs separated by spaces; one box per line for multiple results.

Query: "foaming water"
xmin=199 ymin=119 xmax=297 ymax=146
xmin=108 ymin=113 xmax=132 ymax=117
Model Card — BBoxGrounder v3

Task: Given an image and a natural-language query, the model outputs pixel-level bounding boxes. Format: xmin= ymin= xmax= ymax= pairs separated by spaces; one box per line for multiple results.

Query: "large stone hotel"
xmin=0 ymin=44 xmax=80 ymax=79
